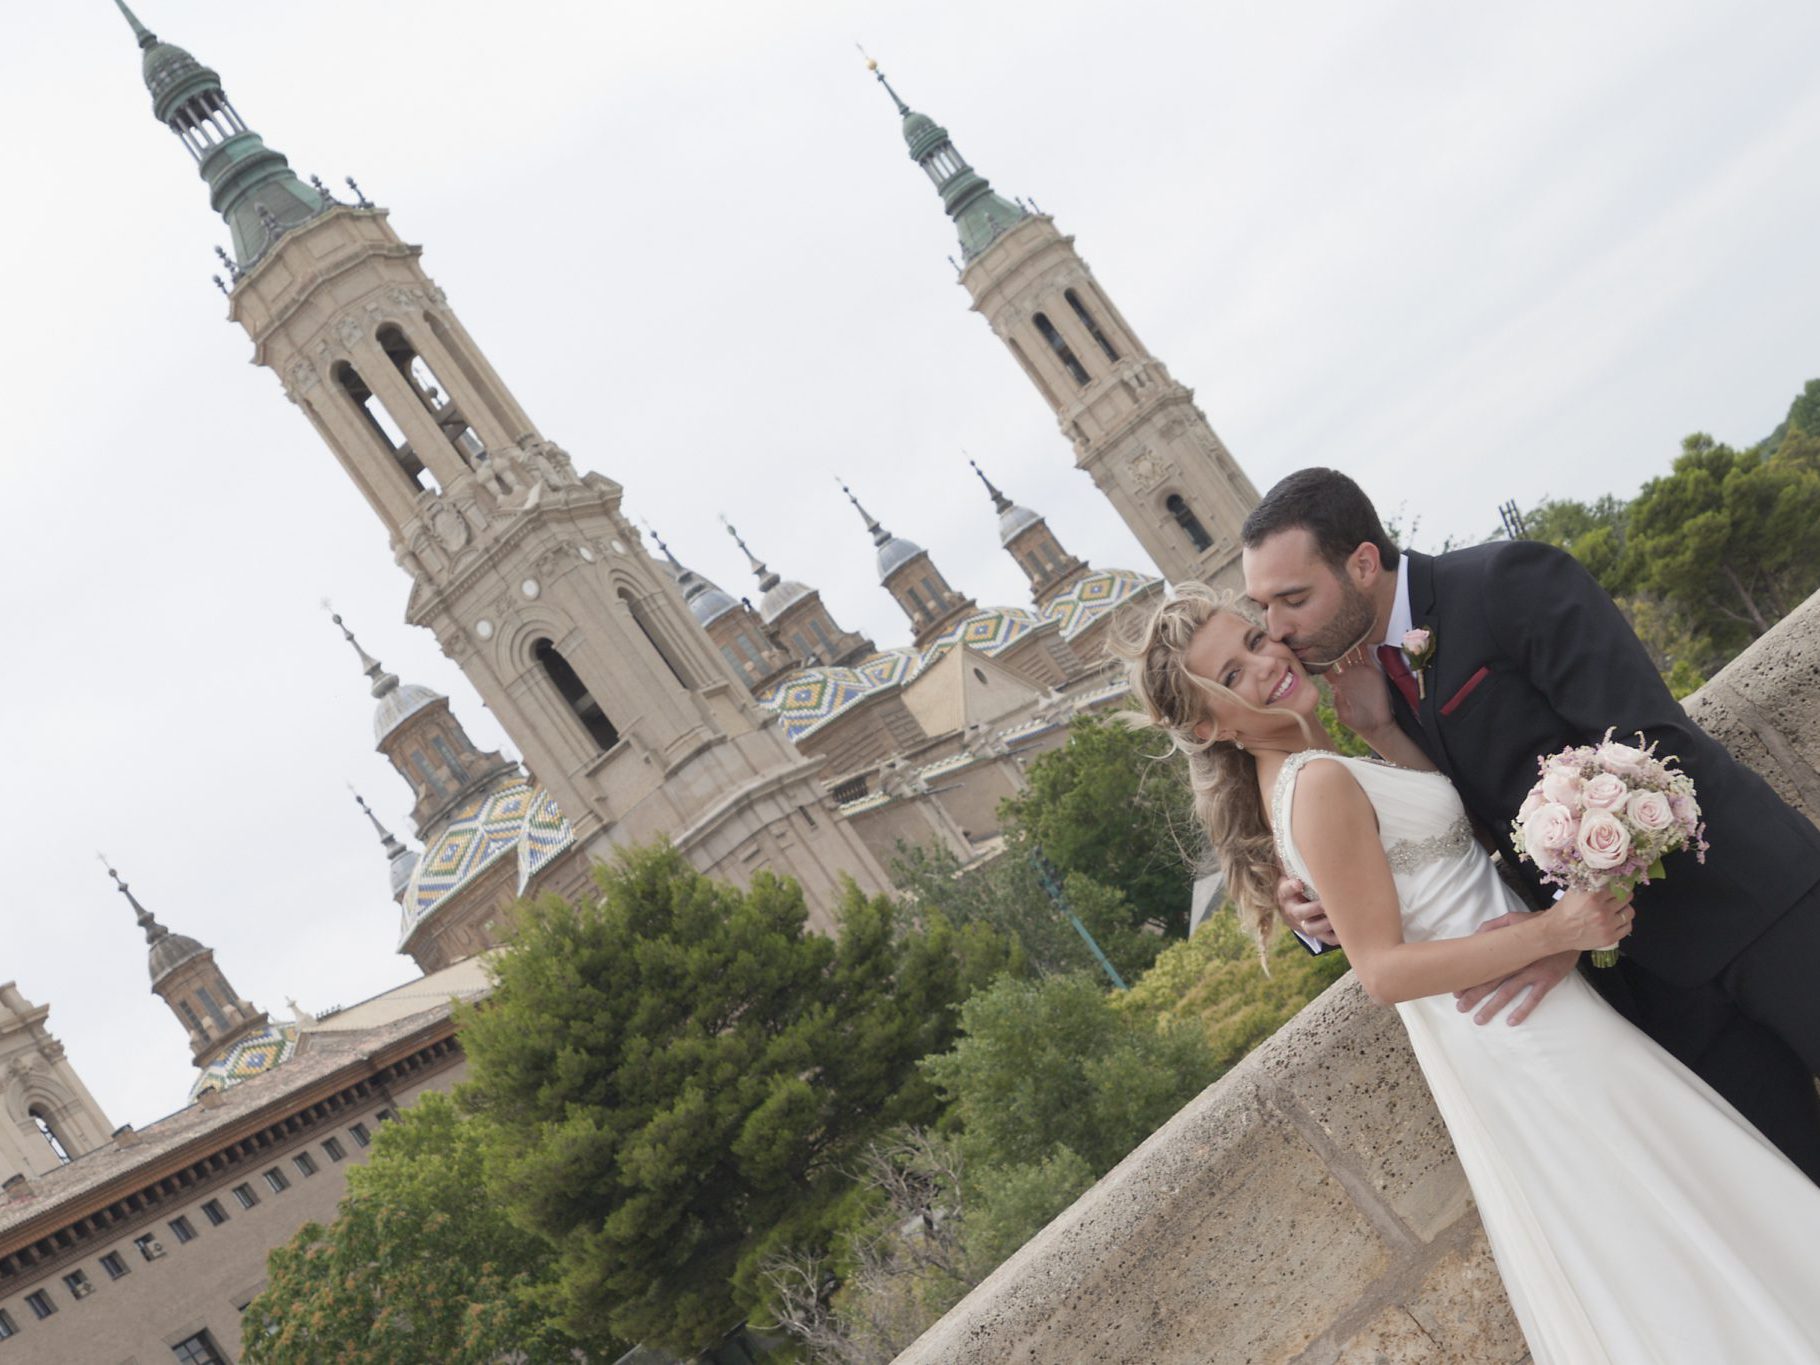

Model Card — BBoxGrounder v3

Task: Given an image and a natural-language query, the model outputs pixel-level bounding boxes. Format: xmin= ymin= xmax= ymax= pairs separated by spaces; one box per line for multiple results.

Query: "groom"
xmin=1240 ymin=467 xmax=1820 ymax=1183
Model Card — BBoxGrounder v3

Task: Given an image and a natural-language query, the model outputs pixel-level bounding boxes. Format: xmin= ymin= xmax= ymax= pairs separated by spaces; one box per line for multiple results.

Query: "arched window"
xmin=1032 ymin=313 xmax=1090 ymax=386
xmin=1065 ymin=289 xmax=1120 ymax=362
xmin=902 ymin=584 xmax=928 ymax=618
xmin=808 ymin=617 xmax=835 ymax=655
xmin=534 ymin=639 xmax=620 ymax=751
xmin=431 ymin=736 xmax=470 ymax=785
xmin=1006 ymin=338 xmax=1062 ymax=408
xmin=378 ymin=325 xmax=493 ymax=477
xmin=29 ymin=1108 xmax=71 ymax=1164
xmin=1165 ymin=494 xmax=1214 ymax=552
xmin=409 ymin=751 xmax=448 ymax=799
xmin=620 ymin=589 xmax=694 ymax=689
xmin=920 ymin=577 xmax=947 ymax=611
xmin=178 ymin=1000 xmax=204 ymax=1034
xmin=334 ymin=361 xmax=435 ymax=494
xmin=195 ymin=987 xmax=230 ymax=1031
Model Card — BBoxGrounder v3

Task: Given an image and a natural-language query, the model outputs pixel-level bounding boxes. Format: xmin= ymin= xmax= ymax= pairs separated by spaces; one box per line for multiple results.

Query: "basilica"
xmin=0 ymin=7 xmax=1258 ymax=1360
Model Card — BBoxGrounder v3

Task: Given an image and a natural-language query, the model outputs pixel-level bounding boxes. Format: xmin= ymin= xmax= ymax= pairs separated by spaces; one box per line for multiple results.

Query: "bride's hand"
xmin=1545 ymin=888 xmax=1635 ymax=953
xmin=1326 ymin=643 xmax=1393 ymax=735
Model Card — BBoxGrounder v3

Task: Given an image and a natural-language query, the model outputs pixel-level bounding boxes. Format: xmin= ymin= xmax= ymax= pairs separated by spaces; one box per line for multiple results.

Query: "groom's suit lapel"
xmin=1396 ymin=550 xmax=1448 ymax=768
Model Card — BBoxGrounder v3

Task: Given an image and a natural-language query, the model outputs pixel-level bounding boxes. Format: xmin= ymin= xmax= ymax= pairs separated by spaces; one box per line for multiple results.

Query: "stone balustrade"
xmin=894 ymin=591 xmax=1820 ymax=1364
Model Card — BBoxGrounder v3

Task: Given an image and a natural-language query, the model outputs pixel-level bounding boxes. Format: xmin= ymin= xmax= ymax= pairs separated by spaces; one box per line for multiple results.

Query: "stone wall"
xmin=894 ymin=592 xmax=1820 ymax=1364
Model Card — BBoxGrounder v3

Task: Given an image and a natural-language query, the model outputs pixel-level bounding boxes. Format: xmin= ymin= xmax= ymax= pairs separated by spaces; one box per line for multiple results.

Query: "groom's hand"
xmin=1455 ymin=912 xmax=1579 ymax=1025
xmin=1276 ymin=875 xmax=1339 ymax=947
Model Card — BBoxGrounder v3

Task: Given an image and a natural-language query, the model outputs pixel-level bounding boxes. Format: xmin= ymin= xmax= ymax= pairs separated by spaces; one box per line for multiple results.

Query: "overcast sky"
xmin=2 ymin=0 xmax=1816 ymax=1130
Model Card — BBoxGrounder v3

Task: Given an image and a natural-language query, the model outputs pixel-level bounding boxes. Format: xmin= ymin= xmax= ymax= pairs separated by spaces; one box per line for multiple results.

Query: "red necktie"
xmin=1377 ymin=645 xmax=1421 ymax=712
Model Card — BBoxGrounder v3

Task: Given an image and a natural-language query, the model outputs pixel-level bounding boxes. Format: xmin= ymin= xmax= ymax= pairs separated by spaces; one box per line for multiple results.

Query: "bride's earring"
xmin=1234 ymin=737 xmax=1245 ymax=751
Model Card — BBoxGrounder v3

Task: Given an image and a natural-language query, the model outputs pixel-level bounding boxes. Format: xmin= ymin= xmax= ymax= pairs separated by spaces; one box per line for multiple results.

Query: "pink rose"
xmin=1523 ymin=802 xmax=1578 ymax=851
xmin=1541 ymin=765 xmax=1583 ymax=807
xmin=1670 ymin=794 xmax=1701 ymax=828
xmin=1596 ymin=740 xmax=1651 ymax=779
xmin=1577 ymin=810 xmax=1632 ymax=870
xmin=1582 ymin=772 xmax=1630 ymax=812
xmin=1626 ymin=790 xmax=1674 ymax=832
xmin=1401 ymin=628 xmax=1432 ymax=656
xmin=1518 ymin=789 xmax=1545 ymax=821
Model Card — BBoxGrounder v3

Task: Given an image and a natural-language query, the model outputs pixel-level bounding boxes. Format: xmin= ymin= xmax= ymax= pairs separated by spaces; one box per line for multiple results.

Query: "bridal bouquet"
xmin=1510 ymin=731 xmax=1707 ymax=966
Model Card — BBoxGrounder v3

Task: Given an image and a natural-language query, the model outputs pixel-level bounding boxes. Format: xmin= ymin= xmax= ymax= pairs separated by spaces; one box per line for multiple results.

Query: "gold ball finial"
xmin=867 ymin=57 xmax=878 ymax=71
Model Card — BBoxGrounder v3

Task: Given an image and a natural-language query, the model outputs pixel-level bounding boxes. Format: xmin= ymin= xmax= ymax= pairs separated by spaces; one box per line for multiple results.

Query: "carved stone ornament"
xmin=429 ymin=504 xmax=470 ymax=551
xmin=334 ymin=312 xmax=366 ymax=352
xmin=288 ymin=357 xmax=320 ymax=395
xmin=1127 ymin=448 xmax=1174 ymax=495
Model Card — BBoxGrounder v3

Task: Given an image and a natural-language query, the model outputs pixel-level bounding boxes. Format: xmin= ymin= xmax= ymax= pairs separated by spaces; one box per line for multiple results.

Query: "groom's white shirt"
xmin=1294 ymin=563 xmax=1413 ymax=954
xmin=1379 ymin=561 xmax=1413 ymax=655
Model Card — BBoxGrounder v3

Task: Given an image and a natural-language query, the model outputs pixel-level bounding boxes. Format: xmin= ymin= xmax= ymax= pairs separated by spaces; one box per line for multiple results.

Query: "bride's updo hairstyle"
xmin=1113 ymin=582 xmax=1290 ymax=959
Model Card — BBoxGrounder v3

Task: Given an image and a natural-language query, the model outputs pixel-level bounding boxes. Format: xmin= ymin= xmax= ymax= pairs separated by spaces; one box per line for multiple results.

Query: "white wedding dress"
xmin=1273 ymin=751 xmax=1820 ymax=1365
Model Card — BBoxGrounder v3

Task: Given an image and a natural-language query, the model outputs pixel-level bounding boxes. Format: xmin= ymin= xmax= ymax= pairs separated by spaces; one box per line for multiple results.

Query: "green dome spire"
xmin=865 ymin=56 xmax=1027 ymax=263
xmin=115 ymin=2 xmax=324 ymax=269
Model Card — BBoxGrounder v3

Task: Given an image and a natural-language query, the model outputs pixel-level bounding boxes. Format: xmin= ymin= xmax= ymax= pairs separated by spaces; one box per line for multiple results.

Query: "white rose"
xmin=1577 ymin=810 xmax=1632 ymax=871
xmin=1596 ymin=740 xmax=1651 ymax=780
xmin=1524 ymin=802 xmax=1579 ymax=851
xmin=1541 ymin=765 xmax=1583 ymax=807
xmin=1626 ymin=790 xmax=1674 ymax=832
xmin=1582 ymin=772 xmax=1630 ymax=812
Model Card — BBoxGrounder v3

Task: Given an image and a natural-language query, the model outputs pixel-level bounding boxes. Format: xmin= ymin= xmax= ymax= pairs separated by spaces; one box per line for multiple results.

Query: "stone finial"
xmin=969 ymin=457 xmax=1014 ymax=514
xmin=722 ymin=516 xmax=781 ymax=593
xmin=345 ymin=176 xmax=373 ymax=209
xmin=839 ymin=479 xmax=892 ymax=548
xmin=99 ymin=852 xmax=166 ymax=946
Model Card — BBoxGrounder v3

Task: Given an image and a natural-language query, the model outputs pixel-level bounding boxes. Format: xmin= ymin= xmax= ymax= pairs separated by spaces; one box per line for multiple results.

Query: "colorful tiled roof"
xmin=189 ymin=1022 xmax=298 ymax=1100
xmin=1041 ymin=569 xmax=1159 ymax=641
xmin=401 ymin=780 xmax=575 ymax=942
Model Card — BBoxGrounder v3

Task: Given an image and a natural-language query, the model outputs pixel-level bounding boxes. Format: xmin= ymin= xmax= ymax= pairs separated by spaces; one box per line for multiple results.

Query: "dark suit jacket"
xmin=1385 ymin=541 xmax=1820 ymax=988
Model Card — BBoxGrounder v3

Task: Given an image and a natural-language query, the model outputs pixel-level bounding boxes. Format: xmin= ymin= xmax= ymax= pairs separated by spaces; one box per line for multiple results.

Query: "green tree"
xmin=242 ymin=1094 xmax=597 ymax=1364
xmin=1617 ymin=432 xmax=1820 ymax=649
xmin=1115 ymin=909 xmax=1351 ymax=1073
xmin=456 ymin=845 xmax=997 ymax=1356
xmin=998 ymin=716 xmax=1199 ymax=938
xmin=887 ymin=841 xmax=1159 ymax=983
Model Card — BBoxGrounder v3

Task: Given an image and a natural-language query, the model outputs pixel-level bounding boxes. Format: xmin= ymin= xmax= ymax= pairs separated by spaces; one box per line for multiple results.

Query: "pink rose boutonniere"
xmin=1401 ymin=628 xmax=1437 ymax=700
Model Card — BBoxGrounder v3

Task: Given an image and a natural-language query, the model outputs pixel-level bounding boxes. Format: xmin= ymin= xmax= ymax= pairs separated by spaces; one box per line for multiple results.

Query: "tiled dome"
xmin=877 ymin=535 xmax=925 ymax=582
xmin=1041 ymin=569 xmax=1160 ymax=641
xmin=189 ymin=1022 xmax=298 ymax=1100
xmin=997 ymin=503 xmax=1042 ymax=546
xmin=758 ymin=579 xmax=813 ymax=624
xmin=399 ymin=780 xmax=575 ymax=944
xmin=148 ymin=931 xmax=207 ymax=986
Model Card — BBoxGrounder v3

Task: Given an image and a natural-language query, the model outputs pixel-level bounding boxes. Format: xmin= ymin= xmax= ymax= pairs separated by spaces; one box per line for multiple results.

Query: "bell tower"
xmin=118 ymin=7 xmax=886 ymax=917
xmin=869 ymin=62 xmax=1259 ymax=589
xmin=0 ymin=985 xmax=112 ymax=1180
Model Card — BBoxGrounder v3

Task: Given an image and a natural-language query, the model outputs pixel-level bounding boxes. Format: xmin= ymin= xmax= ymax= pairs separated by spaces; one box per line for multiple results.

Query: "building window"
xmin=334 ymin=361 xmax=431 ymax=494
xmin=201 ymin=1199 xmax=229 ymax=1226
xmin=171 ymin=1330 xmax=228 ymax=1365
xmin=620 ymin=588 xmax=694 ymax=690
xmin=1065 ymin=288 xmax=1120 ymax=361
xmin=100 ymin=1251 xmax=129 ymax=1280
xmin=134 ymin=1233 xmax=165 ymax=1261
xmin=323 ymin=1136 xmax=347 ymax=1163
xmin=375 ymin=1108 xmax=395 ymax=1124
xmin=431 ymin=736 xmax=470 ymax=785
xmin=902 ymin=584 xmax=927 ymax=618
xmin=533 ymin=639 xmax=620 ymax=751
xmin=1032 ymin=312 xmax=1090 ymax=386
xmin=808 ymin=617 xmax=835 ymax=655
xmin=24 ymin=1291 xmax=55 ymax=1320
xmin=349 ymin=1122 xmax=372 ymax=1149
xmin=0 ymin=1308 xmax=15 ymax=1338
xmin=292 ymin=1151 xmax=318 ymax=1178
xmin=409 ymin=751 xmax=448 ymax=799
xmin=920 ymin=577 xmax=947 ymax=611
xmin=264 ymin=1166 xmax=291 ymax=1194
xmin=169 ymin=1216 xmax=197 ymax=1244
xmin=178 ymin=1000 xmax=205 ymax=1034
xmin=232 ymin=1183 xmax=259 ymax=1210
xmin=195 ymin=987 xmax=230 ymax=1031
xmin=1165 ymin=493 xmax=1214 ymax=552
xmin=62 ymin=1269 xmax=93 ymax=1299
xmin=28 ymin=1107 xmax=71 ymax=1164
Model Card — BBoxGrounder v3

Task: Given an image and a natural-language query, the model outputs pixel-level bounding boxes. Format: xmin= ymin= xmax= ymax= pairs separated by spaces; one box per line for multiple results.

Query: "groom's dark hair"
xmin=1242 ymin=467 xmax=1401 ymax=572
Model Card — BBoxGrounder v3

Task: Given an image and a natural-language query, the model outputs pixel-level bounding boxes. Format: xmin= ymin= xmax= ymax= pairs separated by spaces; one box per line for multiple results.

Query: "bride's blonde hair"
xmin=1113 ymin=582 xmax=1307 ymax=959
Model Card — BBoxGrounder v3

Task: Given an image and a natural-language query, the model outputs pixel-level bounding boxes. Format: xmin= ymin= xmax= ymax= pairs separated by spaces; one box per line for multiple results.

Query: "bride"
xmin=1120 ymin=583 xmax=1820 ymax=1365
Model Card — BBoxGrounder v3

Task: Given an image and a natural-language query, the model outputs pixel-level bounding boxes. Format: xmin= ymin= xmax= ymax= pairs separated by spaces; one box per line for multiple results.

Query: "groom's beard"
xmin=1288 ymin=584 xmax=1377 ymax=675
